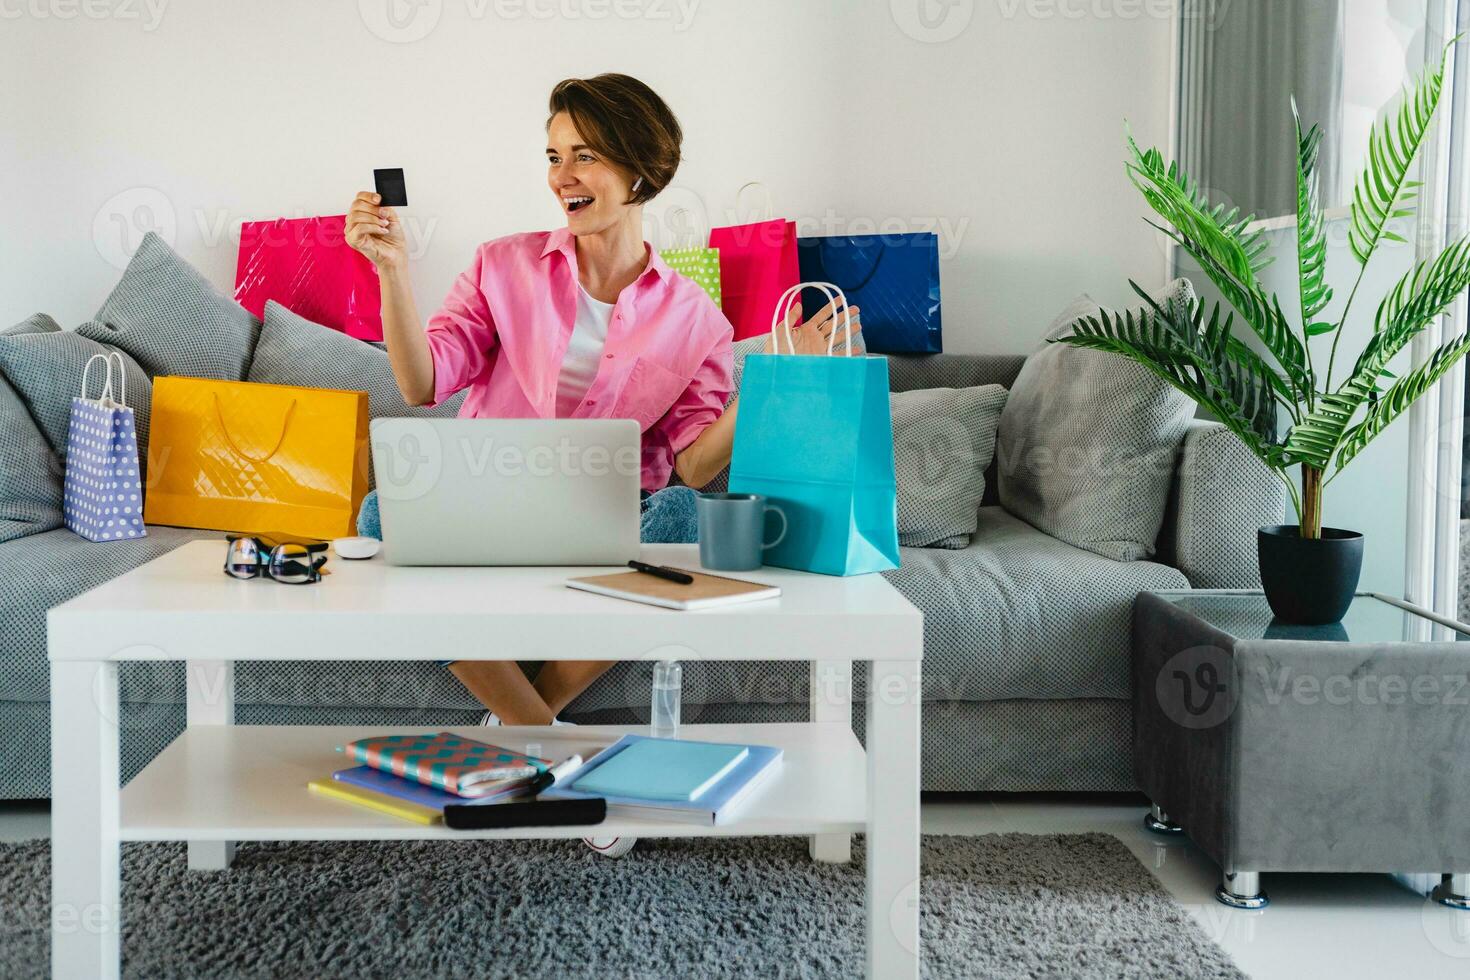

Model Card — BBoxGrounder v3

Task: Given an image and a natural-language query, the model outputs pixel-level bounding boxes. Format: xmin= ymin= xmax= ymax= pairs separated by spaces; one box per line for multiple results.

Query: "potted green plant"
xmin=1057 ymin=42 xmax=1470 ymax=624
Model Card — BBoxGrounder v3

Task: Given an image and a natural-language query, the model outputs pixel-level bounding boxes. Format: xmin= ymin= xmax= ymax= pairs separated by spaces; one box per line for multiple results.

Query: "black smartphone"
xmin=373 ymin=168 xmax=407 ymax=207
xmin=443 ymin=798 xmax=607 ymax=830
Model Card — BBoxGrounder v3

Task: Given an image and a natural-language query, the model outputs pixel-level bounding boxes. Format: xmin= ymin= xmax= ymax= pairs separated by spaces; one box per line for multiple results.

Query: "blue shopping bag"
xmin=728 ymin=283 xmax=900 ymax=576
xmin=797 ymin=233 xmax=941 ymax=353
xmin=63 ymin=353 xmax=146 ymax=542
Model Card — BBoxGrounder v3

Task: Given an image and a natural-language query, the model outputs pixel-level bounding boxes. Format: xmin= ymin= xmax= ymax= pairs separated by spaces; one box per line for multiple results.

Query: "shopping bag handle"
xmin=816 ymin=237 xmax=889 ymax=294
xmin=80 ymin=351 xmax=128 ymax=408
xmin=769 ymin=281 xmax=856 ymax=357
xmin=735 ymin=181 xmax=774 ymax=222
xmin=213 ymin=393 xmax=297 ymax=464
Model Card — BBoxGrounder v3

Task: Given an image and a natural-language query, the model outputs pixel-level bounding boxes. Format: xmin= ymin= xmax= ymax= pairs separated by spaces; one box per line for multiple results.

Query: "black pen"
xmin=627 ymin=560 xmax=694 ymax=585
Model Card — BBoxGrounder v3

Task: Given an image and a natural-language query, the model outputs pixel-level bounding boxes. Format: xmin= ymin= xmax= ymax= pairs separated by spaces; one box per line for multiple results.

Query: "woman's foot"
xmin=583 ymin=836 xmax=637 ymax=858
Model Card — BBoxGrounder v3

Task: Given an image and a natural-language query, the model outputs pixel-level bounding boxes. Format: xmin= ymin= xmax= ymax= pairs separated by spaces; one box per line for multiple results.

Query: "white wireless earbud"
xmin=631 ymin=177 xmax=643 ymax=193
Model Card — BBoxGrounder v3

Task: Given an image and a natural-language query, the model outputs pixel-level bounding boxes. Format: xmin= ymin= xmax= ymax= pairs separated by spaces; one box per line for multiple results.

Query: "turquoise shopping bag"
xmin=728 ymin=283 xmax=900 ymax=576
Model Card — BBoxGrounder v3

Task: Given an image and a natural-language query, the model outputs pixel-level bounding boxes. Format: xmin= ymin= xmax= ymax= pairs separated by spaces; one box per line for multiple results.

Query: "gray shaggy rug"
xmin=1 ymin=833 xmax=1243 ymax=979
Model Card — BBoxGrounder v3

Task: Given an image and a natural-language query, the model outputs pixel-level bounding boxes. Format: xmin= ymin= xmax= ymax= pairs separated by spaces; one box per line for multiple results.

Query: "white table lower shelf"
xmin=50 ymin=541 xmax=922 ymax=980
xmin=120 ymin=723 xmax=869 ymax=841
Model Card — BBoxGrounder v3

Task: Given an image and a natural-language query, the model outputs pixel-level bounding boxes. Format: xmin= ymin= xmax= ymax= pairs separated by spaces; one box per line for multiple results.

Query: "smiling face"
xmin=546 ymin=111 xmax=638 ymax=236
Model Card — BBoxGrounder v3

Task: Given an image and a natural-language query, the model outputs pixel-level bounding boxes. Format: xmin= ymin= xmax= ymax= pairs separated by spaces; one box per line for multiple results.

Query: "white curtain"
xmin=1178 ymin=0 xmax=1344 ymax=219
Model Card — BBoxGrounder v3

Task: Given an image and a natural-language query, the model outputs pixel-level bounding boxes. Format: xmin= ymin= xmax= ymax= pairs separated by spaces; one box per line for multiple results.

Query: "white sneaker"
xmin=551 ymin=717 xmax=576 ymax=727
xmin=583 ymin=836 xmax=637 ymax=858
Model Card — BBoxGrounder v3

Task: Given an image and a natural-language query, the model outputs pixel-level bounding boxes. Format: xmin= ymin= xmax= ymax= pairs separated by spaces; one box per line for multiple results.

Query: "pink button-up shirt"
xmin=424 ymin=228 xmax=734 ymax=491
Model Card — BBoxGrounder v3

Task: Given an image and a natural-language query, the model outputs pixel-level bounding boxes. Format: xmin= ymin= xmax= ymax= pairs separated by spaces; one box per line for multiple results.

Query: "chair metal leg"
xmin=1216 ymin=870 xmax=1269 ymax=910
xmin=1142 ymin=802 xmax=1183 ymax=835
xmin=1435 ymin=874 xmax=1470 ymax=911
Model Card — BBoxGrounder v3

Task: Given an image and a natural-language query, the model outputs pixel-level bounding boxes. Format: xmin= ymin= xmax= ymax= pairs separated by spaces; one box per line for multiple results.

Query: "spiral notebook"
xmin=565 ymin=568 xmax=780 ymax=611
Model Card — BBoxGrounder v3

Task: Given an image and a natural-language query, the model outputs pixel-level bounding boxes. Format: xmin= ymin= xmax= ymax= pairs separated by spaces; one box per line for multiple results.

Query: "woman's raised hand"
xmin=766 ymin=299 xmax=862 ymax=356
xmin=345 ymin=191 xmax=408 ymax=271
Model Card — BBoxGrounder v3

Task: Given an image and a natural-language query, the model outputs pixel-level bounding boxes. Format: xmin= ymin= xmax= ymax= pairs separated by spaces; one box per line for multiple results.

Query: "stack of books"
xmin=308 ymin=731 xmax=784 ymax=828
xmin=307 ymin=732 xmax=553 ymax=825
xmin=543 ymin=734 xmax=783 ymax=826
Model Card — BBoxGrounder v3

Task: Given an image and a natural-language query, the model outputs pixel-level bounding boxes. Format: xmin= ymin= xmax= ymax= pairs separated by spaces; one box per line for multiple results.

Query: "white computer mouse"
xmin=333 ymin=536 xmax=381 ymax=560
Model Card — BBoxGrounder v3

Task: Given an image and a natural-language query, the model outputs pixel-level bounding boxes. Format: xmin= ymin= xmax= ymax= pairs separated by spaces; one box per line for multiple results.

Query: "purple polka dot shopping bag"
xmin=63 ymin=352 xmax=146 ymax=542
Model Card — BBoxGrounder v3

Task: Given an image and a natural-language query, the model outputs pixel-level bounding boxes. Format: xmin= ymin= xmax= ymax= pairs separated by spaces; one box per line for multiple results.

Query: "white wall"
xmin=0 ymin=0 xmax=1175 ymax=353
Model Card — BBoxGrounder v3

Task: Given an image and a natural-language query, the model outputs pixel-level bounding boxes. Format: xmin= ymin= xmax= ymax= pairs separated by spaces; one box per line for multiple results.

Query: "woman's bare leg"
xmin=533 ymin=660 xmax=617 ymax=717
xmin=449 ymin=661 xmax=554 ymax=725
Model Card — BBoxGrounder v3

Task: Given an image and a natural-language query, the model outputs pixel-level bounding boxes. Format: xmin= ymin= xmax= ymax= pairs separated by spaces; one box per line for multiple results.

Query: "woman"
xmin=346 ymin=73 xmax=858 ymax=730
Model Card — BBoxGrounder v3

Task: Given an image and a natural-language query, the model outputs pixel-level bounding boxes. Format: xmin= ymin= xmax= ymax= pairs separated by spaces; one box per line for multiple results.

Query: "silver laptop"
xmin=369 ymin=418 xmax=641 ymax=566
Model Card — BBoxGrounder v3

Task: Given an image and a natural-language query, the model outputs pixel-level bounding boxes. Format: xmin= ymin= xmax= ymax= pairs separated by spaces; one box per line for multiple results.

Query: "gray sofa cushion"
xmin=0 ymin=316 xmax=67 ymax=543
xmin=5 ymin=313 xmax=61 ymax=337
xmin=996 ymin=280 xmax=1196 ymax=561
xmin=892 ymin=384 xmax=1007 ymax=548
xmin=884 ymin=505 xmax=1187 ymax=701
xmin=1157 ymin=420 xmax=1285 ymax=588
xmin=887 ymin=353 xmax=1025 ymax=393
xmin=249 ymin=301 xmax=466 ymax=421
xmin=83 ymin=231 xmax=260 ymax=381
xmin=0 ymin=326 xmax=152 ymax=481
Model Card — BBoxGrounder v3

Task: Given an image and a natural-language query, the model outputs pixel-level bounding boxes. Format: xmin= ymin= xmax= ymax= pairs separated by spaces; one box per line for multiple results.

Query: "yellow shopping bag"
xmin=144 ymin=376 xmax=369 ymax=539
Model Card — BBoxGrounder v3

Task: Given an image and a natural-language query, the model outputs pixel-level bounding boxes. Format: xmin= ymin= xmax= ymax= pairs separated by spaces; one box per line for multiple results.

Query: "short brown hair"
xmin=548 ymin=74 xmax=682 ymax=206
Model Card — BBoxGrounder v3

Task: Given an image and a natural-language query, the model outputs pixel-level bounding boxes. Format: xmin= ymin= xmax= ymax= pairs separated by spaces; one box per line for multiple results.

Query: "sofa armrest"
xmin=1156 ymin=420 xmax=1286 ymax=588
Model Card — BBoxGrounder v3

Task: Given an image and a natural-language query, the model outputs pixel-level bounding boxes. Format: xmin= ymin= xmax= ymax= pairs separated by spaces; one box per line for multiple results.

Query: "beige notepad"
xmin=565 ymin=568 xmax=781 ymax=610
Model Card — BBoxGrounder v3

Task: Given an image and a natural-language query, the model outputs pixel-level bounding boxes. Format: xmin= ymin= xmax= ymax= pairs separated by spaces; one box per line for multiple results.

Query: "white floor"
xmin=6 ymin=795 xmax=1469 ymax=978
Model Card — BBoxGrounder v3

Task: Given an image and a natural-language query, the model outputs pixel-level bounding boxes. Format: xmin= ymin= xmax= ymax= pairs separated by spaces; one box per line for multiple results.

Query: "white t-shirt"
xmin=555 ymin=285 xmax=614 ymax=416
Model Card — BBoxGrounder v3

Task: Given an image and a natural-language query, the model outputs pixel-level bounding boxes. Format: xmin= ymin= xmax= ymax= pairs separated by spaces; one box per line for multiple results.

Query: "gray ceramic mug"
xmin=695 ymin=493 xmax=787 ymax=571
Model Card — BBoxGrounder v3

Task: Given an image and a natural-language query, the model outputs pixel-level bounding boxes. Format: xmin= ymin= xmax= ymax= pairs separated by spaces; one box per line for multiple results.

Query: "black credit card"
xmin=373 ymin=168 xmax=407 ymax=207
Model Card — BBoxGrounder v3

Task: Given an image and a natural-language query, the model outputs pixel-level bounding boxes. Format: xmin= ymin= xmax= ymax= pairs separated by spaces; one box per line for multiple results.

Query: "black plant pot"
xmin=1257 ymin=525 xmax=1364 ymax=625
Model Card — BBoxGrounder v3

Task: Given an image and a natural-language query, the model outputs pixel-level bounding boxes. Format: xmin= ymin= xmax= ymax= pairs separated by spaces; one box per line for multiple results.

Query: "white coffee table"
xmin=48 ymin=541 xmax=923 ymax=979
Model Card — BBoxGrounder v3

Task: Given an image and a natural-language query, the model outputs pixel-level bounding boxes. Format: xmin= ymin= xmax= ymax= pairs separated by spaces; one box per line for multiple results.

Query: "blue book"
xmin=332 ymin=766 xmax=523 ymax=810
xmin=545 ymin=735 xmax=784 ymax=825
xmin=570 ymin=738 xmax=747 ymax=801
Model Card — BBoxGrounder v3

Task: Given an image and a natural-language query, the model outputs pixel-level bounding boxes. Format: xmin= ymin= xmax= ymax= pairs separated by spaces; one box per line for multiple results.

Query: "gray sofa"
xmin=0 ymin=241 xmax=1284 ymax=799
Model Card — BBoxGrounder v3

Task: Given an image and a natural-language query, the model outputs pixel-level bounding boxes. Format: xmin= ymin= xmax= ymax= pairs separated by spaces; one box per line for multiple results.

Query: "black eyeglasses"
xmin=224 ymin=536 xmax=330 ymax=584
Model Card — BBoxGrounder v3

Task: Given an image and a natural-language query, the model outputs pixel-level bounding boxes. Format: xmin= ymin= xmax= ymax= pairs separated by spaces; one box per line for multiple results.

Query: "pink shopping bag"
xmin=234 ymin=215 xmax=383 ymax=341
xmin=708 ymin=218 xmax=800 ymax=341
